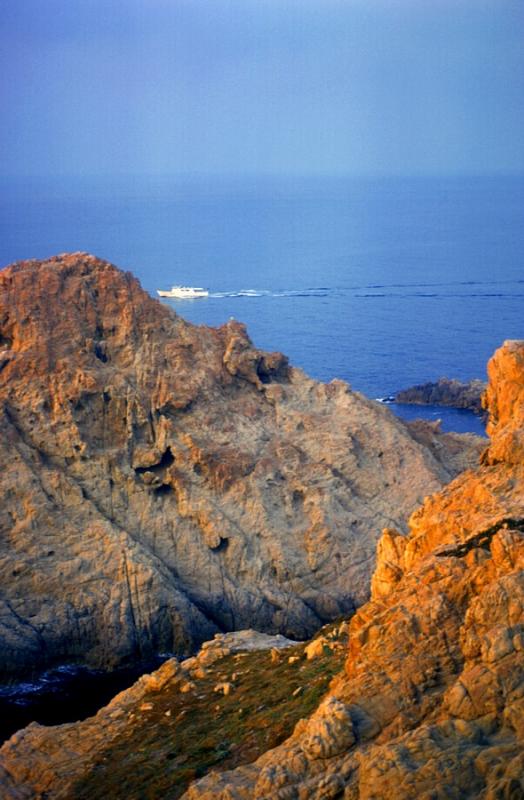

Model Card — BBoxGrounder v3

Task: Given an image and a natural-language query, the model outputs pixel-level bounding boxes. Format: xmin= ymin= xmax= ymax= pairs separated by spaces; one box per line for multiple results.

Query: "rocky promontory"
xmin=394 ymin=376 xmax=487 ymax=412
xmin=1 ymin=339 xmax=522 ymax=799
xmin=0 ymin=253 xmax=482 ymax=678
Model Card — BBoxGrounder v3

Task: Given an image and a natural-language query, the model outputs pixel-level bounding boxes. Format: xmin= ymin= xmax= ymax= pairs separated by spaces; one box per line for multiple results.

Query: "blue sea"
xmin=2 ymin=174 xmax=523 ymax=434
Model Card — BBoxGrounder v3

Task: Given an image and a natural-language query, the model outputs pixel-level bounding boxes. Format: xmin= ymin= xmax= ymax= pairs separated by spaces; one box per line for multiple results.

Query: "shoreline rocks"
xmin=393 ymin=376 xmax=487 ymax=413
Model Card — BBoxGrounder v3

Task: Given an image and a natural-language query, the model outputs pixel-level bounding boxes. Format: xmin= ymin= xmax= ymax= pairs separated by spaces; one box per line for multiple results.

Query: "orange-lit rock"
xmin=0 ymin=253 xmax=480 ymax=677
xmin=0 ymin=295 xmax=521 ymax=797
xmin=177 ymin=341 xmax=524 ymax=799
xmin=483 ymin=339 xmax=524 ymax=465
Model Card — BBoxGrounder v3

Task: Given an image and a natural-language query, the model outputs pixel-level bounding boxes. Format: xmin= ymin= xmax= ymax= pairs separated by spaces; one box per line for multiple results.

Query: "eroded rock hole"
xmin=94 ymin=344 xmax=108 ymax=363
xmin=256 ymin=359 xmax=272 ymax=384
xmin=210 ymin=537 xmax=229 ymax=553
xmin=292 ymin=489 xmax=304 ymax=510
xmin=156 ymin=448 xmax=174 ymax=469
xmin=134 ymin=447 xmax=175 ymax=475
xmin=154 ymin=484 xmax=171 ymax=496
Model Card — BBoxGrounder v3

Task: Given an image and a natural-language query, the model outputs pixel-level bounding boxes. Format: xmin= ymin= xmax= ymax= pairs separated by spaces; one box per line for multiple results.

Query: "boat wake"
xmin=209 ymin=287 xmax=330 ymax=298
xmin=160 ymin=278 xmax=523 ymax=302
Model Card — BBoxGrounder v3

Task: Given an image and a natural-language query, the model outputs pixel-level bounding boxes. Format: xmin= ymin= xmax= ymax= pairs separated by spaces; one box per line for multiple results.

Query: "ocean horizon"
xmin=2 ymin=173 xmax=522 ymax=434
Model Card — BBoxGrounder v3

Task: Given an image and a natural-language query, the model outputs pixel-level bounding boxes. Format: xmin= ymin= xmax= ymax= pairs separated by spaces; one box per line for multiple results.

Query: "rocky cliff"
xmin=179 ymin=339 xmax=524 ymax=799
xmin=0 ymin=340 xmax=522 ymax=799
xmin=0 ymin=253 xmax=480 ymax=678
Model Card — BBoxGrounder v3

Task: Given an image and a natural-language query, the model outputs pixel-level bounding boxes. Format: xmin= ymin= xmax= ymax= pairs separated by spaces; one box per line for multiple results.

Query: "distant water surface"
xmin=386 ymin=402 xmax=486 ymax=436
xmin=0 ymin=659 xmax=167 ymax=743
xmin=2 ymin=174 xmax=522 ymax=431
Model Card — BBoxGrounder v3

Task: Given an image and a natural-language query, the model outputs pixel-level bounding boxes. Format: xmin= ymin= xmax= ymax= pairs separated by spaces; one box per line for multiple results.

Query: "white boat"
xmin=157 ymin=286 xmax=209 ymax=299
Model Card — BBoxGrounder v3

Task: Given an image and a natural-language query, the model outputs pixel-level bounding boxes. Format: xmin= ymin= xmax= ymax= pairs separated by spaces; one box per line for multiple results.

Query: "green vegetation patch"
xmin=72 ymin=626 xmax=346 ymax=800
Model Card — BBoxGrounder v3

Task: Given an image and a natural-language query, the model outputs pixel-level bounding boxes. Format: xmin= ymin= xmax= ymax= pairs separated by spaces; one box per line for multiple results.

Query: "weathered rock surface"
xmin=0 ymin=327 xmax=521 ymax=797
xmin=394 ymin=376 xmax=487 ymax=412
xmin=0 ymin=253 xmax=481 ymax=677
xmin=402 ymin=417 xmax=486 ymax=475
xmin=1 ymin=340 xmax=522 ymax=798
xmin=483 ymin=339 xmax=524 ymax=466
xmin=176 ymin=340 xmax=524 ymax=799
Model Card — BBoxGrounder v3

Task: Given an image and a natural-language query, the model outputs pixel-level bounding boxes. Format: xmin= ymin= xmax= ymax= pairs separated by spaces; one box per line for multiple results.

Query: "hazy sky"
xmin=2 ymin=0 xmax=524 ymax=177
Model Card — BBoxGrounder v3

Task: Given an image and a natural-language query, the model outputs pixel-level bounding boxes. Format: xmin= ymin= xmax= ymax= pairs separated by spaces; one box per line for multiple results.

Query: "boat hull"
xmin=157 ymin=288 xmax=209 ymax=299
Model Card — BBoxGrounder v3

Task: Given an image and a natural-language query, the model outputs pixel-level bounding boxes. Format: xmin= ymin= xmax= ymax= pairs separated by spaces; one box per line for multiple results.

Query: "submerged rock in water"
xmin=0 ymin=253 xmax=482 ymax=677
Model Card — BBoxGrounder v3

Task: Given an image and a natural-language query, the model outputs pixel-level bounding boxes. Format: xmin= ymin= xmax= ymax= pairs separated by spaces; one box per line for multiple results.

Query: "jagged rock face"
xmin=176 ymin=341 xmax=524 ymax=798
xmin=483 ymin=339 xmax=524 ymax=465
xmin=0 ymin=335 xmax=521 ymax=799
xmin=0 ymin=253 xmax=481 ymax=677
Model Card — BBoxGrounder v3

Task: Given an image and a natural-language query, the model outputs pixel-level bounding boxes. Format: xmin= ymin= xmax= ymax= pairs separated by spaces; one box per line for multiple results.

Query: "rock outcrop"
xmin=483 ymin=339 xmax=524 ymax=466
xmin=0 ymin=253 xmax=482 ymax=677
xmin=0 ymin=317 xmax=521 ymax=797
xmin=394 ymin=376 xmax=487 ymax=413
xmin=176 ymin=339 xmax=523 ymax=799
